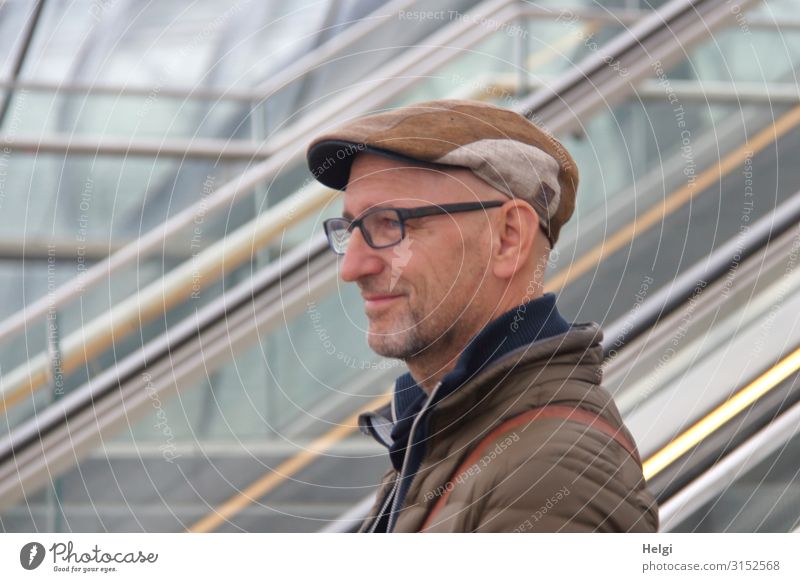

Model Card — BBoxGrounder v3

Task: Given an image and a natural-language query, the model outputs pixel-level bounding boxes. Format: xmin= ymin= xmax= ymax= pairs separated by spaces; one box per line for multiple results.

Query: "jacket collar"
xmin=431 ymin=321 xmax=604 ymax=422
xmin=359 ymin=292 xmax=576 ymax=449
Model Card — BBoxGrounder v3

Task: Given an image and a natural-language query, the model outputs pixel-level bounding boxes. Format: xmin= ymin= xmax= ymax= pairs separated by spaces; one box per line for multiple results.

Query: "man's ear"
xmin=491 ymin=200 xmax=539 ymax=280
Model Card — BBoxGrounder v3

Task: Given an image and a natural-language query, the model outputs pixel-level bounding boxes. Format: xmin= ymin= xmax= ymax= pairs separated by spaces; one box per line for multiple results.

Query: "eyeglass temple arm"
xmin=398 ymin=201 xmax=505 ymax=220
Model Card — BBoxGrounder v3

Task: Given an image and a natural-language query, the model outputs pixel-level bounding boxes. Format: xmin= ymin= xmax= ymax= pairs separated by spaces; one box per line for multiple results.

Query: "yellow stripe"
xmin=644 ymin=343 xmax=800 ymax=480
xmin=187 ymin=392 xmax=391 ymax=533
xmin=0 ymin=383 xmax=36 ymax=414
xmin=546 ymin=105 xmax=800 ymax=293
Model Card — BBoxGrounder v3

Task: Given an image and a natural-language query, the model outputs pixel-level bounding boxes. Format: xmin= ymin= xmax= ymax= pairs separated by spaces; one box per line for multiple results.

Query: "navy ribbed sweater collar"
xmin=388 ymin=292 xmax=570 ymax=471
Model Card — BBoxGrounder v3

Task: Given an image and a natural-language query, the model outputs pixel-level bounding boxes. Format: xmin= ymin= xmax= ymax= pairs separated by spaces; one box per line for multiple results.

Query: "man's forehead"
xmin=341 ymin=154 xmax=443 ymax=215
xmin=341 ymin=195 xmax=418 ymax=220
xmin=341 ymin=153 xmax=492 ymax=217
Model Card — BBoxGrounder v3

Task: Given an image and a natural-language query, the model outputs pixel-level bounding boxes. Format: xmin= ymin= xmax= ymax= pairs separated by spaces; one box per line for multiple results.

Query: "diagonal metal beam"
xmin=0 ymin=134 xmax=273 ymax=160
xmin=516 ymin=0 xmax=762 ymax=134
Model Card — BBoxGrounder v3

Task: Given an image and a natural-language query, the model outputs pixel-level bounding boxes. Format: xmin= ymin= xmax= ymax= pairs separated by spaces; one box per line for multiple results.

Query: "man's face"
xmin=339 ymin=153 xmax=504 ymax=362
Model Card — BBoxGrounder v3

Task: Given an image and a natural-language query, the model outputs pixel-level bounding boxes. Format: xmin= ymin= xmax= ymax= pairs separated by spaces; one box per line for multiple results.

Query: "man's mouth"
xmin=362 ymin=293 xmax=403 ymax=312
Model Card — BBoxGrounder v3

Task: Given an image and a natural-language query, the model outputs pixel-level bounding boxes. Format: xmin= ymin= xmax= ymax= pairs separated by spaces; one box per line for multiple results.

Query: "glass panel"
xmin=753 ymin=0 xmax=800 ymax=22
xmin=669 ymin=26 xmax=800 ymax=84
xmin=0 ymin=0 xmax=35 ymax=82
xmin=20 ymin=0 xmax=333 ymax=88
xmin=0 ymin=91 xmax=248 ymax=139
xmin=0 ymin=284 xmax=394 ymax=531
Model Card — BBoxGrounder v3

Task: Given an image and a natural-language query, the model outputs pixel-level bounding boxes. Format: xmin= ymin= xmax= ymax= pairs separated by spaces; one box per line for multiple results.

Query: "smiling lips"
xmin=362 ymin=293 xmax=403 ymax=312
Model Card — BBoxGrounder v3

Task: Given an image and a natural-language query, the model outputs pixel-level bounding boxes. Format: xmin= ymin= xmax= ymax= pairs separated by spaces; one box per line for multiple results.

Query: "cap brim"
xmin=307 ymin=140 xmax=453 ymax=190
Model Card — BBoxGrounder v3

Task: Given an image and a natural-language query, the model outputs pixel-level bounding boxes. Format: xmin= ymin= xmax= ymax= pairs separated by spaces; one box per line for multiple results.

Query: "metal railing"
xmin=0 ymin=0 xmax=754 ymax=419
xmin=0 ymin=0 xmax=530 ymax=415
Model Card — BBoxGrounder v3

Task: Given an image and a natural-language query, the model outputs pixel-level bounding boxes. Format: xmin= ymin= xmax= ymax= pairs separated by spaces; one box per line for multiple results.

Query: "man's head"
xmin=306 ymin=100 xmax=578 ymax=376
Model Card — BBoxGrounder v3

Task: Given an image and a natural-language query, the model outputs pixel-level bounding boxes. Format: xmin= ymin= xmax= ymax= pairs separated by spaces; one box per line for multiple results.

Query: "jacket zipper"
xmin=385 ymin=380 xmax=442 ymax=533
xmin=367 ymin=477 xmax=399 ymax=533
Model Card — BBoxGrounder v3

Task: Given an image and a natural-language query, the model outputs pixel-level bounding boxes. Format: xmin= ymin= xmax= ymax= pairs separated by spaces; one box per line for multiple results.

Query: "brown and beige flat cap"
xmin=307 ymin=99 xmax=578 ymax=246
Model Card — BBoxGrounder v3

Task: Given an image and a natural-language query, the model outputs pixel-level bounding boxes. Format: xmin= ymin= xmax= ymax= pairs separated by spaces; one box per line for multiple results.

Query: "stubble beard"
xmin=366 ymin=294 xmax=465 ymax=362
xmin=366 ymin=298 xmax=427 ymax=360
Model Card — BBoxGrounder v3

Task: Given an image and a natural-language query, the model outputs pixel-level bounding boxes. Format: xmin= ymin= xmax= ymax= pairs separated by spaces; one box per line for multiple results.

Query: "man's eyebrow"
xmin=342 ymin=205 xmax=394 ymax=221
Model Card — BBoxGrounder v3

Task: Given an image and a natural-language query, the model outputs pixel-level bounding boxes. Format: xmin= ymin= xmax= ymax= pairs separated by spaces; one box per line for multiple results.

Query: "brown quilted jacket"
xmin=358 ymin=322 xmax=659 ymax=532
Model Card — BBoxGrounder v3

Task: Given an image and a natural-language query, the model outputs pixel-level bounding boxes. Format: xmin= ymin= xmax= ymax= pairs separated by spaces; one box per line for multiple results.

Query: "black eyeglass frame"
xmin=323 ymin=201 xmax=506 ymax=255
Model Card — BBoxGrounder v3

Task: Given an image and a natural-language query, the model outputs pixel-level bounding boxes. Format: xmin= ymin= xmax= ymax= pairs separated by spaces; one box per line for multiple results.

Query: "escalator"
xmin=610 ymin=193 xmax=800 ymax=531
xmin=1 ymin=0 xmax=796 ymax=532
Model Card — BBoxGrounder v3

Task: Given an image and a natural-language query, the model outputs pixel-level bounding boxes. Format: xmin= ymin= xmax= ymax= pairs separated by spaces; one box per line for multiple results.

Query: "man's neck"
xmin=403 ymin=307 xmax=499 ymax=394
xmin=404 ymin=291 xmax=545 ymax=394
xmin=405 ymin=345 xmax=462 ymax=395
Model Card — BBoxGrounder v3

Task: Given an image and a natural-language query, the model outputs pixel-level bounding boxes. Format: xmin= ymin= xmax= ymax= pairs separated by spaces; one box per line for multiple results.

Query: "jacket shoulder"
xmin=427 ymin=412 xmax=658 ymax=532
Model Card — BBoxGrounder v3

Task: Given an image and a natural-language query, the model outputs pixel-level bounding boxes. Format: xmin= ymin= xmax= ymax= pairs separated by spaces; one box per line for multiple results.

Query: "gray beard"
xmin=366 ymin=301 xmax=461 ymax=362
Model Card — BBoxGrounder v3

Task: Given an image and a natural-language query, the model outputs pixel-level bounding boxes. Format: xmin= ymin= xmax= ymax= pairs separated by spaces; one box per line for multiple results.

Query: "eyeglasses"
xmin=323 ymin=201 xmax=506 ymax=255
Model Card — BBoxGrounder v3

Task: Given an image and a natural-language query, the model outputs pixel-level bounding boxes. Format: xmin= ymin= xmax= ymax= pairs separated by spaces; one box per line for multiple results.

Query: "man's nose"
xmin=339 ymin=227 xmax=385 ymax=282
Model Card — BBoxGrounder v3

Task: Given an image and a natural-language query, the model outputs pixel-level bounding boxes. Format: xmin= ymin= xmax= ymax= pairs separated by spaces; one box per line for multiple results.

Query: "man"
xmin=306 ymin=99 xmax=658 ymax=532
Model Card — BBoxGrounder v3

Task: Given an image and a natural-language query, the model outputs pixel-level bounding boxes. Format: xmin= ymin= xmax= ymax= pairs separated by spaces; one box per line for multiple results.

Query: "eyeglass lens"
xmin=327 ymin=208 xmax=403 ymax=253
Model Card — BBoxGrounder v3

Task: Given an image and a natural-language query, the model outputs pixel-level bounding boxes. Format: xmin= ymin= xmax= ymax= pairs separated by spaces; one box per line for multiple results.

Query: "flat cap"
xmin=306 ymin=99 xmax=578 ymax=246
